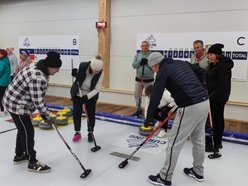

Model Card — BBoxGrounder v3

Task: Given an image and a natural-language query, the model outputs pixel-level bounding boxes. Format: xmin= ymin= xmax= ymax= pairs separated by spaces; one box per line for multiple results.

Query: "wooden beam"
xmin=98 ymin=0 xmax=111 ymax=88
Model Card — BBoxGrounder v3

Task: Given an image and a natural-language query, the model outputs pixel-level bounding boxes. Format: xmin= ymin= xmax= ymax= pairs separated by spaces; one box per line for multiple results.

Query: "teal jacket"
xmin=132 ymin=50 xmax=154 ymax=80
xmin=0 ymin=56 xmax=11 ymax=86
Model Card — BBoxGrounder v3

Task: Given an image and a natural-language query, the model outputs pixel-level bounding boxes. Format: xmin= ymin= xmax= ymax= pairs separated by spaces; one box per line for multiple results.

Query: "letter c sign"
xmin=237 ymin=37 xmax=245 ymax=46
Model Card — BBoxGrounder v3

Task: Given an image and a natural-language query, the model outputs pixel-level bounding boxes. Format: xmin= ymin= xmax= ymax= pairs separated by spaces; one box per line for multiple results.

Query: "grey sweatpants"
xmin=160 ymin=100 xmax=209 ymax=181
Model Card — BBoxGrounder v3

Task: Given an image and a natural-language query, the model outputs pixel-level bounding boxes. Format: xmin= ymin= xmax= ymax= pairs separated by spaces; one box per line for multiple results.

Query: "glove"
xmin=40 ymin=114 xmax=55 ymax=126
xmin=46 ymin=117 xmax=55 ymax=126
xmin=144 ymin=118 xmax=154 ymax=128
xmin=71 ymin=68 xmax=78 ymax=77
xmin=81 ymin=95 xmax=88 ymax=103
xmin=140 ymin=58 xmax=148 ymax=66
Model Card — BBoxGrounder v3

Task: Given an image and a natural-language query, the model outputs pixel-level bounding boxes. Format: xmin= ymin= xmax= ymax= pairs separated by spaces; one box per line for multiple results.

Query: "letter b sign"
xmin=73 ymin=39 xmax=77 ymax=45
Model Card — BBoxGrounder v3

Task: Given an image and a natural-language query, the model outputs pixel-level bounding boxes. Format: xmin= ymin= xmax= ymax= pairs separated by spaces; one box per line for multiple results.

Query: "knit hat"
xmin=148 ymin=52 xmax=164 ymax=67
xmin=20 ymin=50 xmax=29 ymax=57
xmin=90 ymin=55 xmax=103 ymax=71
xmin=208 ymin=43 xmax=224 ymax=55
xmin=44 ymin=51 xmax=62 ymax=68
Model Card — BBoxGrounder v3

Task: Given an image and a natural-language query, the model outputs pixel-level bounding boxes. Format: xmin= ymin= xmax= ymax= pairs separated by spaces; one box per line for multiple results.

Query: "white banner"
xmin=137 ymin=32 xmax=248 ymax=81
xmin=19 ymin=35 xmax=79 ymax=70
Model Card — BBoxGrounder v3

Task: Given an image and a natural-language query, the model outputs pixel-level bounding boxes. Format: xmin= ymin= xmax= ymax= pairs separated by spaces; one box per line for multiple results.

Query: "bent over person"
xmin=144 ymin=52 xmax=209 ymax=186
xmin=3 ymin=51 xmax=62 ymax=173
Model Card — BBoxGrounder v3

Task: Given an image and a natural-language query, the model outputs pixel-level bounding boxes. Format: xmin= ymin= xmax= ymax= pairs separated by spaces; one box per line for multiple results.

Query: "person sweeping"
xmin=70 ymin=54 xmax=104 ymax=143
xmin=3 ymin=51 xmax=62 ymax=173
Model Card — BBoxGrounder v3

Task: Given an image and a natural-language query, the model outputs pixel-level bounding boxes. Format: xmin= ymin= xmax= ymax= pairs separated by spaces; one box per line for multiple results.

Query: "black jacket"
xmin=70 ymin=62 xmax=102 ymax=99
xmin=145 ymin=58 xmax=208 ymax=124
xmin=207 ymin=57 xmax=234 ymax=103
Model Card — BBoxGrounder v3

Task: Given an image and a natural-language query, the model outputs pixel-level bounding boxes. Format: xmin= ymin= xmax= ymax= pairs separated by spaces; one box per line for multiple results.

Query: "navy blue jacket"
xmin=145 ymin=58 xmax=209 ymax=124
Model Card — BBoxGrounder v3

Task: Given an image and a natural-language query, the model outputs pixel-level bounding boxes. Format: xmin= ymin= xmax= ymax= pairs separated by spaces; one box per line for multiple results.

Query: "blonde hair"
xmin=95 ymin=54 xmax=103 ymax=60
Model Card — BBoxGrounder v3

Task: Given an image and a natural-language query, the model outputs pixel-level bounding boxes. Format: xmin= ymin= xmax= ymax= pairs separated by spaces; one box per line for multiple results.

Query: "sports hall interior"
xmin=0 ymin=1 xmax=248 ymax=186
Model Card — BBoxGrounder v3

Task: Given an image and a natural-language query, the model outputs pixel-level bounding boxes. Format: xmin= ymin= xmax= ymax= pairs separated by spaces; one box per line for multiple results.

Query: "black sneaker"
xmin=148 ymin=174 xmax=172 ymax=186
xmin=13 ymin=153 xmax=29 ymax=163
xmin=183 ymin=167 xmax=204 ymax=182
xmin=88 ymin=133 xmax=93 ymax=142
xmin=132 ymin=109 xmax=142 ymax=117
xmin=28 ymin=161 xmax=51 ymax=172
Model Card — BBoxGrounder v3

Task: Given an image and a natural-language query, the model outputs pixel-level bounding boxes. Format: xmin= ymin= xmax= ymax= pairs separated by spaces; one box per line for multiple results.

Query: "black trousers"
xmin=0 ymin=86 xmax=7 ymax=111
xmin=10 ymin=112 xmax=37 ymax=164
xmin=210 ymin=101 xmax=226 ymax=151
xmin=72 ymin=94 xmax=98 ymax=132
xmin=153 ymin=106 xmax=171 ymax=132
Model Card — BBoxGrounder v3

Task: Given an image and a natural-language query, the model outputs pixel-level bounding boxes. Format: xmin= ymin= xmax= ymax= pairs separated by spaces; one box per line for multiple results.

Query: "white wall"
xmin=0 ymin=0 xmax=248 ymax=120
xmin=0 ymin=0 xmax=99 ymax=85
xmin=110 ymin=0 xmax=248 ymax=103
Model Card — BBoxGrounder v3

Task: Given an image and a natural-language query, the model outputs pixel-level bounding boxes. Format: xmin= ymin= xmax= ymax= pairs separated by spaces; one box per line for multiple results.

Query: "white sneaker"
xmin=157 ymin=130 xmax=167 ymax=138
xmin=154 ymin=121 xmax=160 ymax=128
xmin=0 ymin=111 xmax=6 ymax=117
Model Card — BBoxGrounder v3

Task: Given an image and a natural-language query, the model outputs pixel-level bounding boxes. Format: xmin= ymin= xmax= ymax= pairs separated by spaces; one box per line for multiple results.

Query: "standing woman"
xmin=16 ymin=50 xmax=32 ymax=74
xmin=207 ymin=43 xmax=234 ymax=159
xmin=0 ymin=49 xmax=11 ymax=117
xmin=70 ymin=55 xmax=103 ymax=142
xmin=6 ymin=47 xmax=19 ymax=80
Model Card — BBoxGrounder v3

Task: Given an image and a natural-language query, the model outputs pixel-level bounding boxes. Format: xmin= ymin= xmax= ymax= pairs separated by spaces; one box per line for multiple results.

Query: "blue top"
xmin=0 ymin=56 xmax=11 ymax=86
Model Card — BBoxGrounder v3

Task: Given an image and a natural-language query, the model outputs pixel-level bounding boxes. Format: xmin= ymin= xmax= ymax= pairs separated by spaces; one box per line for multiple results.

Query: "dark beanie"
xmin=44 ymin=51 xmax=62 ymax=68
xmin=208 ymin=43 xmax=224 ymax=55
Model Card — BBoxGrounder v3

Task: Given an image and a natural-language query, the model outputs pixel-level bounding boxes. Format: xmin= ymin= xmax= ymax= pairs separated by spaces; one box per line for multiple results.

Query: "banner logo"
xmin=145 ymin=35 xmax=157 ymax=48
xmin=127 ymin=134 xmax=166 ymax=149
xmin=23 ymin=37 xmax=31 ymax=47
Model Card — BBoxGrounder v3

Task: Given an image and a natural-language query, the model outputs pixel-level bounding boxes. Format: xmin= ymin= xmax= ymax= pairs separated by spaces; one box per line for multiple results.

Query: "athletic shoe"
xmin=72 ymin=132 xmax=81 ymax=142
xmin=157 ymin=130 xmax=167 ymax=138
xmin=13 ymin=153 xmax=29 ymax=163
xmin=132 ymin=109 xmax=142 ymax=117
xmin=0 ymin=111 xmax=5 ymax=117
xmin=148 ymin=174 xmax=172 ymax=186
xmin=208 ymin=152 xmax=222 ymax=159
xmin=28 ymin=161 xmax=51 ymax=172
xmin=183 ymin=167 xmax=204 ymax=182
xmin=88 ymin=133 xmax=93 ymax=142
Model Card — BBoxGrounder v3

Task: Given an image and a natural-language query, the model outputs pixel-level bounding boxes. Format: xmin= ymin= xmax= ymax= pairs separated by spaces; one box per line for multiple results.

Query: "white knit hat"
xmin=90 ymin=57 xmax=103 ymax=71
xmin=148 ymin=52 xmax=164 ymax=67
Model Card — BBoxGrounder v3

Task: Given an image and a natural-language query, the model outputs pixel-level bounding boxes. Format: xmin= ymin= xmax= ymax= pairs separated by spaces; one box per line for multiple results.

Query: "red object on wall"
xmin=96 ymin=21 xmax=107 ymax=29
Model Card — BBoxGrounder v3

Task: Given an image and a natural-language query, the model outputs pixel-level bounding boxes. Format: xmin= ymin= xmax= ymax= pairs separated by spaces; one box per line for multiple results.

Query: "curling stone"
xmin=32 ymin=115 xmax=42 ymax=127
xmin=56 ymin=110 xmax=68 ymax=117
xmin=61 ymin=107 xmax=72 ymax=116
xmin=39 ymin=120 xmax=53 ymax=130
xmin=55 ymin=114 xmax=68 ymax=126
xmin=139 ymin=125 xmax=154 ymax=136
xmin=49 ymin=113 xmax=57 ymax=119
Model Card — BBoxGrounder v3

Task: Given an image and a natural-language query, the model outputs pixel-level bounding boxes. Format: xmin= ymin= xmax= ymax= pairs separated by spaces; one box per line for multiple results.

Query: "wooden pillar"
xmin=98 ymin=0 xmax=111 ymax=88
